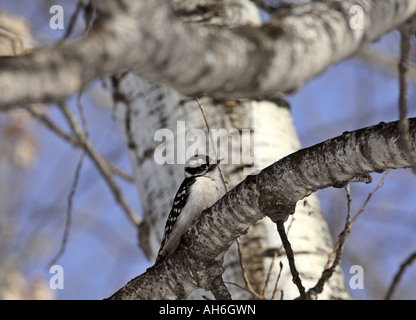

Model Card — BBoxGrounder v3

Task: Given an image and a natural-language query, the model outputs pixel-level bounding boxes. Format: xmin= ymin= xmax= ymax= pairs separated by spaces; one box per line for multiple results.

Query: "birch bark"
xmin=110 ymin=0 xmax=350 ymax=300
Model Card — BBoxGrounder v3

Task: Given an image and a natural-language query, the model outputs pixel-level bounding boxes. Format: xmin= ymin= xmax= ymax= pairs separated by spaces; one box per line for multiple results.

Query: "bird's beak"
xmin=209 ymin=158 xmax=223 ymax=169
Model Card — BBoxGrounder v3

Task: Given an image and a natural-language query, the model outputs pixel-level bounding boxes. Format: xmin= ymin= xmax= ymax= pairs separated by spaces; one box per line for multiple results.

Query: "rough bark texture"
xmin=109 ymin=0 xmax=352 ymax=296
xmin=1 ymin=0 xmax=415 ymax=107
xmin=108 ymin=118 xmax=416 ymax=299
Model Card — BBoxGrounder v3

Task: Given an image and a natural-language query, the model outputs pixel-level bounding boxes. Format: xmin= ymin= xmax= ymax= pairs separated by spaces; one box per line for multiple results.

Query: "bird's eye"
xmin=185 ymin=163 xmax=209 ymax=176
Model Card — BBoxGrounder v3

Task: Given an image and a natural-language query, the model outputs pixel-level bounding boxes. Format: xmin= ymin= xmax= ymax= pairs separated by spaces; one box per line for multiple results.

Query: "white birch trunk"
xmin=112 ymin=73 xmax=351 ymax=299
xmin=108 ymin=0 xmax=351 ymax=300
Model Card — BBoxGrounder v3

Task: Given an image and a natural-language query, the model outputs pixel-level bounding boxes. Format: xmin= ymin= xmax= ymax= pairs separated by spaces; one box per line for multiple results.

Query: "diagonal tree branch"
xmin=58 ymin=102 xmax=141 ymax=227
xmin=310 ymin=171 xmax=389 ymax=299
xmin=26 ymin=105 xmax=135 ymax=182
xmin=1 ymin=0 xmax=416 ymax=108
xmin=385 ymin=251 xmax=416 ymax=300
xmin=107 ymin=117 xmax=416 ymax=300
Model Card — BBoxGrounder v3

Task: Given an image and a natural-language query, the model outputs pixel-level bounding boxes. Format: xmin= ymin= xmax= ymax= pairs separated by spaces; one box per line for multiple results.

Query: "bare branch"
xmin=76 ymin=92 xmax=89 ymax=137
xmin=1 ymin=0 xmax=416 ymax=107
xmin=311 ymin=171 xmax=390 ymax=296
xmin=276 ymin=220 xmax=306 ymax=299
xmin=47 ymin=92 xmax=89 ymax=267
xmin=263 ymin=217 xmax=294 ymax=297
xmin=56 ymin=1 xmax=86 ymax=48
xmin=108 ymin=118 xmax=416 ymax=299
xmin=26 ymin=104 xmax=134 ymax=182
xmin=236 ymin=237 xmax=264 ymax=299
xmin=195 ymin=97 xmax=228 ymax=191
xmin=48 ymin=151 xmax=85 ymax=268
xmin=324 ymin=184 xmax=352 ymax=271
xmin=398 ymin=19 xmax=416 ymax=174
xmin=59 ymin=102 xmax=141 ymax=227
xmin=348 ymin=170 xmax=390 ymax=227
xmin=385 ymin=252 xmax=416 ymax=300
xmin=26 ymin=105 xmax=80 ymax=147
xmin=271 ymin=262 xmax=284 ymax=300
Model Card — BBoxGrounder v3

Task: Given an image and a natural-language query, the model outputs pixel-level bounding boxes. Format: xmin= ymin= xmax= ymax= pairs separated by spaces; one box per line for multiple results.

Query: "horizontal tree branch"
xmin=108 ymin=117 xmax=416 ymax=300
xmin=1 ymin=0 xmax=416 ymax=108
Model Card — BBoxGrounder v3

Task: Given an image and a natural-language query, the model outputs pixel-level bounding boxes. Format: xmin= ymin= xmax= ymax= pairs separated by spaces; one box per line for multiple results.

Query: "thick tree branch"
xmin=1 ymin=0 xmax=416 ymax=108
xmin=108 ymin=117 xmax=416 ymax=300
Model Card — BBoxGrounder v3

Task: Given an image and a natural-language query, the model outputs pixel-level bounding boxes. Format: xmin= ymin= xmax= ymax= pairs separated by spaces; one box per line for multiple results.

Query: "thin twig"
xmin=26 ymin=105 xmax=80 ymax=146
xmin=76 ymin=91 xmax=89 ymax=137
xmin=59 ymin=102 xmax=141 ymax=227
xmin=195 ymin=96 xmax=234 ymax=299
xmin=106 ymin=162 xmax=135 ymax=182
xmin=271 ymin=261 xmax=284 ymax=300
xmin=56 ymin=1 xmax=85 ymax=48
xmin=348 ymin=170 xmax=390 ymax=228
xmin=263 ymin=217 xmax=294 ymax=296
xmin=262 ymin=252 xmax=278 ymax=297
xmin=316 ymin=171 xmax=390 ymax=296
xmin=276 ymin=220 xmax=306 ymax=300
xmin=55 ymin=0 xmax=96 ymax=48
xmin=398 ymin=27 xmax=416 ymax=174
xmin=224 ymin=281 xmax=264 ymax=298
xmin=236 ymin=237 xmax=264 ymax=299
xmin=195 ymin=97 xmax=228 ymax=192
xmin=27 ymin=105 xmax=134 ymax=182
xmin=311 ymin=185 xmax=352 ymax=296
xmin=48 ymin=95 xmax=90 ymax=267
xmin=324 ymin=184 xmax=351 ymax=270
xmin=385 ymin=252 xmax=416 ymax=300
xmin=48 ymin=151 xmax=85 ymax=268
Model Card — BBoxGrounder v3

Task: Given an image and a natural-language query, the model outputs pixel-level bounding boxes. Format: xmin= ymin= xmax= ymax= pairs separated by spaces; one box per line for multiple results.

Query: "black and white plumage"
xmin=156 ymin=154 xmax=226 ymax=263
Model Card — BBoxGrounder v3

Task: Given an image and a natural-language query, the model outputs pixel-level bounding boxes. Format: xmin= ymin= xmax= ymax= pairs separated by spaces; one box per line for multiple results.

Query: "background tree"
xmin=0 ymin=0 xmax=415 ymax=300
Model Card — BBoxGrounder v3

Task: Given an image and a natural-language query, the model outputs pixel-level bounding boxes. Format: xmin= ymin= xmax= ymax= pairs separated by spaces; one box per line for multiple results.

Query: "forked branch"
xmin=108 ymin=118 xmax=416 ymax=300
